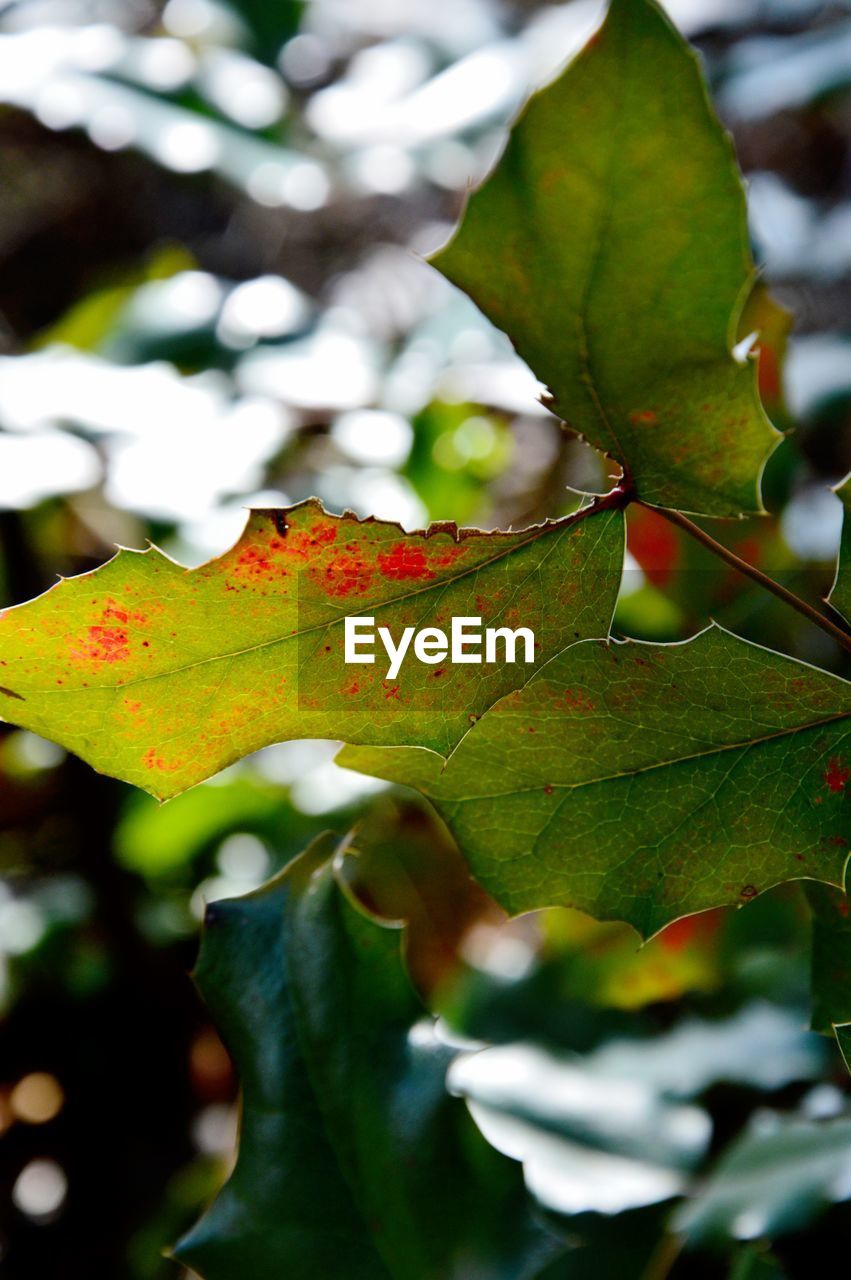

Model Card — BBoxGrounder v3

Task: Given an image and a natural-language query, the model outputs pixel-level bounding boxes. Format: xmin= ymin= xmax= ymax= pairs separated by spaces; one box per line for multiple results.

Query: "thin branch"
xmin=645 ymin=503 xmax=851 ymax=655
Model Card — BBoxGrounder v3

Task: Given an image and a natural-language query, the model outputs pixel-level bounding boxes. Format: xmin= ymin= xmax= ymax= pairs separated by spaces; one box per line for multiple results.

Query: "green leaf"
xmin=449 ymin=1040 xmax=709 ymax=1216
xmin=806 ymin=880 xmax=851 ymax=1074
xmin=404 ymin=401 xmax=514 ymax=525
xmin=175 ymin=834 xmax=565 ymax=1279
xmin=340 ymin=627 xmax=851 ymax=935
xmin=807 ymin=881 xmax=851 ymax=1035
xmin=31 ymin=245 xmax=195 ymax=354
xmin=227 ymin=0 xmax=304 ymax=63
xmin=175 ymin=836 xmax=386 ymax=1280
xmin=729 ymin=1247 xmax=788 ymax=1279
xmin=446 ymin=1002 xmax=825 ymax=1221
xmin=674 ymin=1111 xmax=851 ymax=1245
xmin=339 ymin=794 xmax=501 ymax=996
xmin=829 ymin=473 xmax=851 ymax=626
xmin=114 ymin=775 xmax=340 ymax=878
xmin=432 ymin=0 xmax=778 ymax=517
xmin=0 ymin=500 xmax=623 ymax=799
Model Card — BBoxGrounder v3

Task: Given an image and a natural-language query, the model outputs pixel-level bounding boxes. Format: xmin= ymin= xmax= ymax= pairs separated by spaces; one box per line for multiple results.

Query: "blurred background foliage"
xmin=0 ymin=0 xmax=850 ymax=1276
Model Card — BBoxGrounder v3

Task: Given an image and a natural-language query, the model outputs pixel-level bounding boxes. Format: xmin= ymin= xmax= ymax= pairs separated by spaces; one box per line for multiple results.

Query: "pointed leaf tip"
xmin=432 ymin=0 xmax=779 ymax=517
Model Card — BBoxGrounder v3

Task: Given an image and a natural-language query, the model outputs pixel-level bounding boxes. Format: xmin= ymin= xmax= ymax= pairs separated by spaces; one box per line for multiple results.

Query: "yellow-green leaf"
xmin=0 ymin=500 xmax=623 ymax=799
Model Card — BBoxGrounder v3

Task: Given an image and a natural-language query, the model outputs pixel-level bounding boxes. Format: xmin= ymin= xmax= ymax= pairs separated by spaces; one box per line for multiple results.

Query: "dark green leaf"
xmin=729 ymin=1247 xmax=788 ymax=1279
xmin=175 ymin=836 xmax=387 ymax=1280
xmin=227 ymin=0 xmax=305 ymax=63
xmin=806 ymin=880 xmax=851 ymax=1072
xmin=807 ymin=881 xmax=851 ymax=1037
xmin=176 ymin=835 xmax=565 ymax=1279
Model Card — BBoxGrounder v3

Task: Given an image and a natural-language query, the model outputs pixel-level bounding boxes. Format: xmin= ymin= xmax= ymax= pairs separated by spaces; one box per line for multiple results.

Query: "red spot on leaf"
xmin=235 ymin=546 xmax=277 ymax=578
xmin=824 ymin=758 xmax=849 ymax=793
xmin=432 ymin=546 xmax=467 ymax=570
xmin=314 ymin=552 xmax=374 ymax=597
xmin=310 ymin=523 xmax=338 ymax=545
xmin=555 ymin=687 xmax=596 ymax=713
xmin=278 ymin=524 xmax=338 ymax=563
xmin=73 ymin=625 xmax=130 ymax=664
xmin=377 ymin=544 xmax=436 ymax=582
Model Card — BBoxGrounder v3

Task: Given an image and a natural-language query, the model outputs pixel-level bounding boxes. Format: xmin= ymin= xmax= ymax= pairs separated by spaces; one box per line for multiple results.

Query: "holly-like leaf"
xmin=175 ymin=836 xmax=386 ymax=1280
xmin=807 ymin=881 xmax=851 ymax=1036
xmin=829 ymin=473 xmax=851 ymax=626
xmin=736 ymin=284 xmax=792 ymax=425
xmin=340 ymin=627 xmax=851 ymax=936
xmin=674 ymin=1111 xmax=851 ymax=1245
xmin=0 ymin=499 xmax=623 ymax=799
xmin=432 ymin=0 xmax=778 ymax=517
xmin=806 ymin=880 xmax=851 ymax=1072
xmin=175 ymin=834 xmax=565 ymax=1280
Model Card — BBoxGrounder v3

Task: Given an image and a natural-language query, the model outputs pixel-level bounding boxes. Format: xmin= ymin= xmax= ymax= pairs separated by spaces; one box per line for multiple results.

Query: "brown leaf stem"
xmin=645 ymin=503 xmax=851 ymax=655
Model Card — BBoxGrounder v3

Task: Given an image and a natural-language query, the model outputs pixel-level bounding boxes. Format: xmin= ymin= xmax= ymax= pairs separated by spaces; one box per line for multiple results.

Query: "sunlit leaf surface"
xmin=342 ymin=628 xmax=851 ymax=934
xmin=433 ymin=0 xmax=778 ymax=516
xmin=0 ymin=501 xmax=622 ymax=798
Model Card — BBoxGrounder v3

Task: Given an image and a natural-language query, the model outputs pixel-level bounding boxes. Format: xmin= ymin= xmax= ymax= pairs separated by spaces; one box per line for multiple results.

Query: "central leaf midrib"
xmin=569 ymin=10 xmax=631 ymax=468
xmin=19 ymin=508 xmax=608 ymax=696
xmin=441 ymin=710 xmax=851 ymax=803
